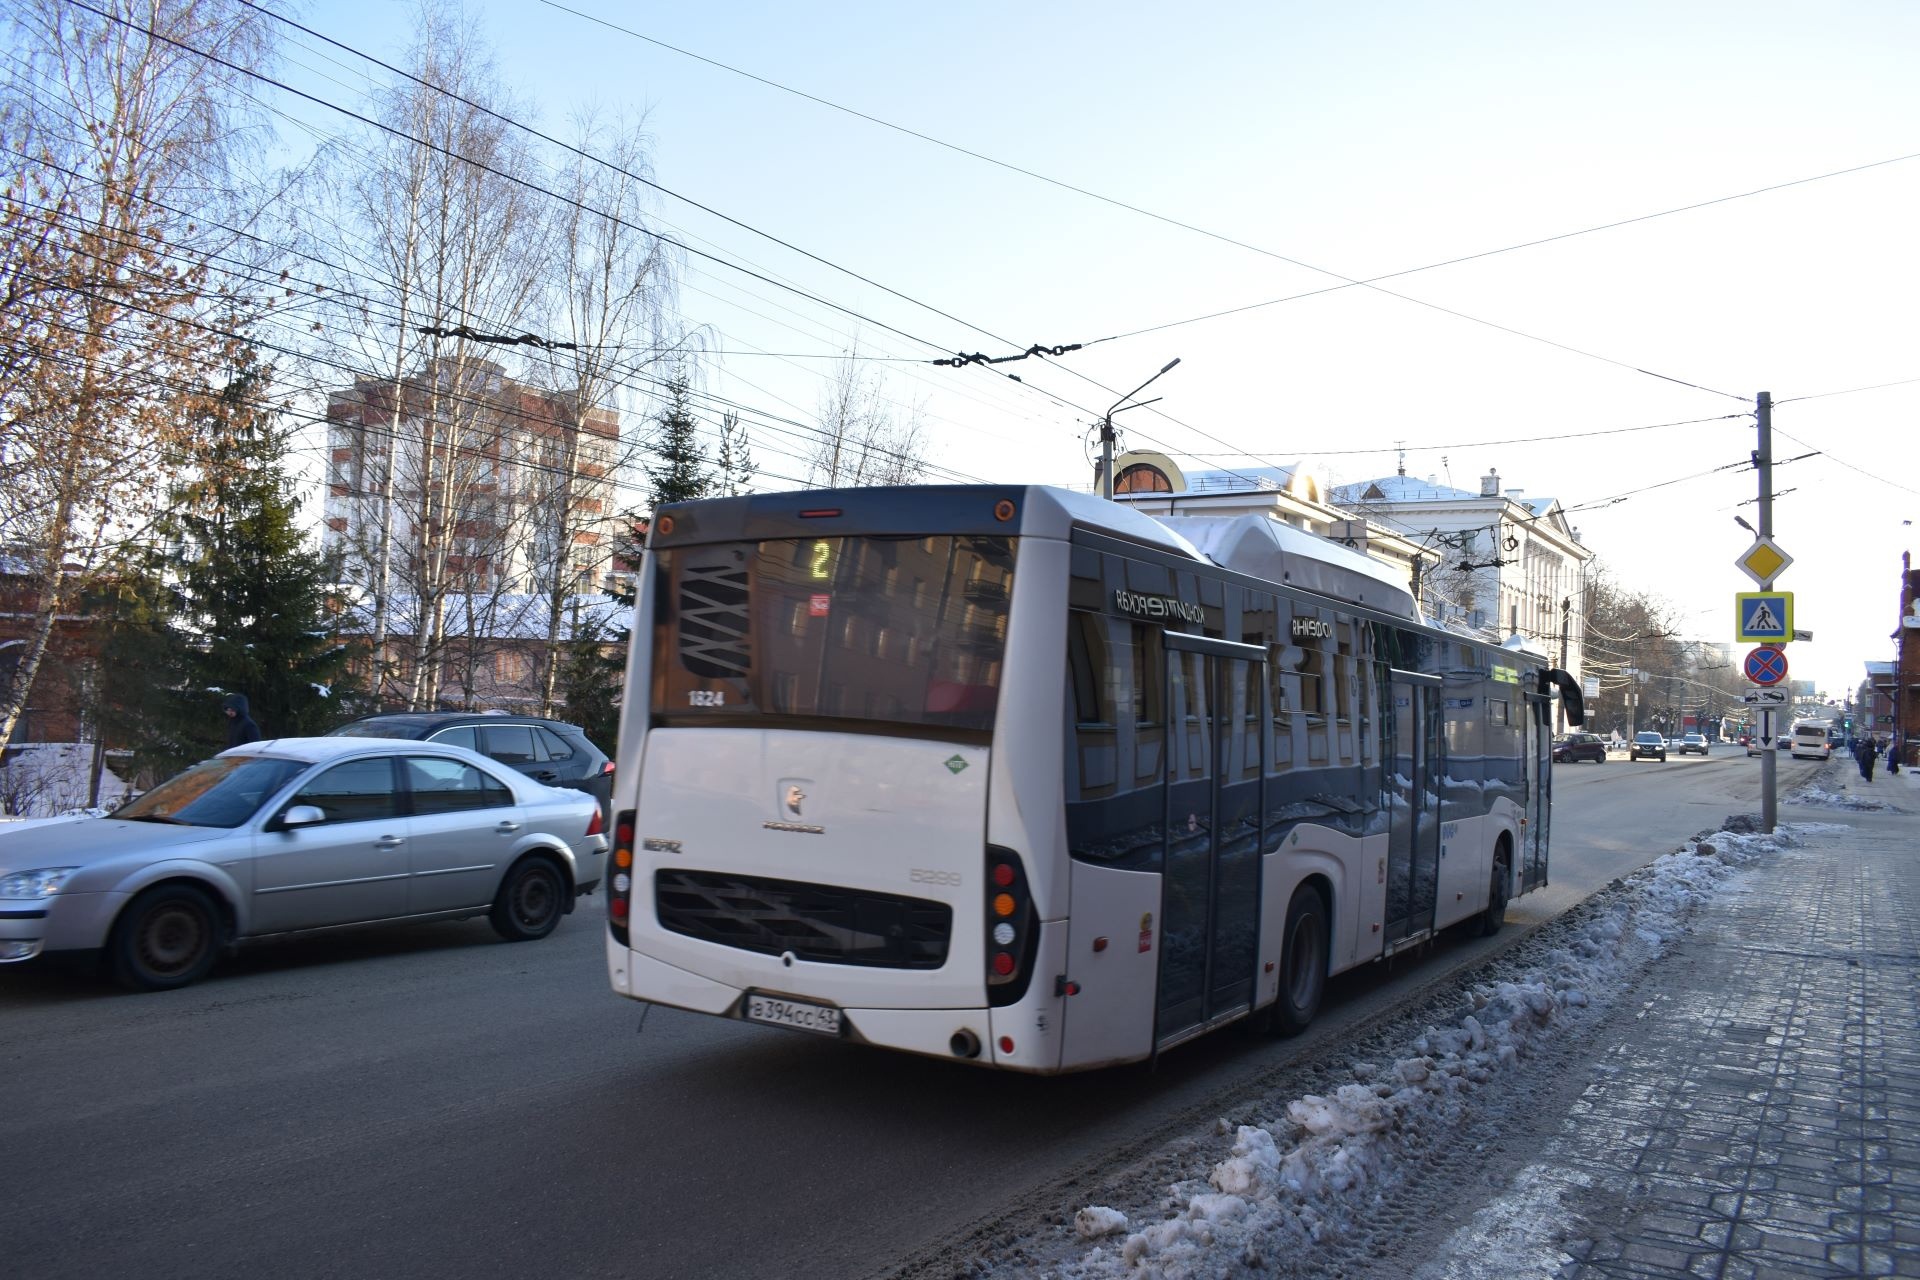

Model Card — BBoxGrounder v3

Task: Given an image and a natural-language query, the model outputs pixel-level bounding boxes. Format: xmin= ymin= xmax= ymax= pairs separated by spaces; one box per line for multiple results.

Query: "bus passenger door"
xmin=1155 ymin=634 xmax=1265 ymax=1051
xmin=1522 ymin=692 xmax=1552 ymax=891
xmin=1384 ymin=670 xmax=1443 ymax=949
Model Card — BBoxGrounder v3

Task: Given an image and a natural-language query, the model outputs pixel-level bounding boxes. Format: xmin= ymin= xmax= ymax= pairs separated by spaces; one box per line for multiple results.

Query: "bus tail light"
xmin=985 ymin=846 xmax=1037 ymax=1006
xmin=608 ymin=810 xmax=635 ymax=946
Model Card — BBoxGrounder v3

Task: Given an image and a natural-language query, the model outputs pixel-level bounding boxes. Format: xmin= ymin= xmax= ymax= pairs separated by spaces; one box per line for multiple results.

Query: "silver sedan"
xmin=0 ymin=737 xmax=607 ymax=990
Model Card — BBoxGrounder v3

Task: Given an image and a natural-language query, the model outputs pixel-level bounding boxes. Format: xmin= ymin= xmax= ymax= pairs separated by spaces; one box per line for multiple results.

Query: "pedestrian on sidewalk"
xmin=1889 ymin=736 xmax=1902 ymax=776
xmin=222 ymin=693 xmax=261 ymax=749
xmin=1851 ymin=734 xmax=1876 ymax=781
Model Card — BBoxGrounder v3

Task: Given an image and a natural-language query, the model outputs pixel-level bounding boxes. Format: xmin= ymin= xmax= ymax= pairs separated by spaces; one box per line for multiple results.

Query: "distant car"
xmin=331 ymin=713 xmax=612 ymax=822
xmin=1747 ymin=736 xmax=1767 ymax=757
xmin=0 ymin=738 xmax=607 ymax=990
xmin=1679 ymin=733 xmax=1709 ymax=755
xmin=1553 ymin=732 xmax=1607 ymax=764
xmin=1630 ymin=732 xmax=1668 ymax=762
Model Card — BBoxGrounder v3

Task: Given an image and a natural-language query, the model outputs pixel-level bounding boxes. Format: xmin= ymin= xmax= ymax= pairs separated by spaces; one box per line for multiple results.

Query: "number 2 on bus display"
xmin=810 ymin=539 xmax=833 ymax=581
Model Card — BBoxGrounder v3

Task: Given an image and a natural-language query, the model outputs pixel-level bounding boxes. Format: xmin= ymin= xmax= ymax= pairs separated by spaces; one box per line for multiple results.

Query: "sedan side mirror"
xmin=279 ymin=805 xmax=327 ymax=830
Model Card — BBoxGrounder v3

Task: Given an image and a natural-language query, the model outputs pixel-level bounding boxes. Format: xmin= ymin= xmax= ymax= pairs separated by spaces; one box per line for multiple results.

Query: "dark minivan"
xmin=329 ymin=714 xmax=612 ymax=821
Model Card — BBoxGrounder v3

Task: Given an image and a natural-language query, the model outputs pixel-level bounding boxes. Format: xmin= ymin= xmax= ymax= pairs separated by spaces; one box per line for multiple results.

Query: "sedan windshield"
xmin=1636 ymin=733 xmax=1662 ymax=743
xmin=114 ymin=755 xmax=309 ymax=829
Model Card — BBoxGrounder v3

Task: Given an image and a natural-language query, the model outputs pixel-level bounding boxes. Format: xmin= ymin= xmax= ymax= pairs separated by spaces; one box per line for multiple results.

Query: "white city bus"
xmin=603 ymin=486 xmax=1584 ymax=1073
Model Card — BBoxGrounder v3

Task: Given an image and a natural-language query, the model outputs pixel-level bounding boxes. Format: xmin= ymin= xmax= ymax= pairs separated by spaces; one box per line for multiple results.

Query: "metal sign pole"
xmin=1757 ymin=391 xmax=1776 ymax=834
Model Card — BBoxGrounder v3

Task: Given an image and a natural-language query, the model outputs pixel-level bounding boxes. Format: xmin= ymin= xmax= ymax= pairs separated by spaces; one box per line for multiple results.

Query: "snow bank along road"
xmin=0 ymin=752 xmax=1833 ymax=1280
xmin=887 ymin=756 xmax=1873 ymax=1274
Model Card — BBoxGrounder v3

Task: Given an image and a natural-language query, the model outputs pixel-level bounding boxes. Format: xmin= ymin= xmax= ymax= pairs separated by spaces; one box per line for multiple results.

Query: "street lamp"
xmin=1099 ymin=358 xmax=1181 ymax=499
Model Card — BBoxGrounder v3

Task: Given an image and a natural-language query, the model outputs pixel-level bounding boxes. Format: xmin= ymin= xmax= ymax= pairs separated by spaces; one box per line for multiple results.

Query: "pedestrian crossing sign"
xmin=1735 ymin=591 xmax=1793 ymax=643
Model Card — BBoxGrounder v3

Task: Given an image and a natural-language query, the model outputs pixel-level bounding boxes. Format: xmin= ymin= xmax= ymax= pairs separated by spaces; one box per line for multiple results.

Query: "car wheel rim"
xmin=139 ymin=904 xmax=207 ymax=976
xmin=513 ymin=869 xmax=558 ymax=928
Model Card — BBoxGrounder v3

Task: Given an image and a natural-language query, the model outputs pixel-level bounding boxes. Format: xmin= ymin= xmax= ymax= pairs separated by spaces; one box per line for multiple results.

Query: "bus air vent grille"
xmin=656 ymin=870 xmax=952 ymax=969
xmin=679 ymin=561 xmax=751 ymax=679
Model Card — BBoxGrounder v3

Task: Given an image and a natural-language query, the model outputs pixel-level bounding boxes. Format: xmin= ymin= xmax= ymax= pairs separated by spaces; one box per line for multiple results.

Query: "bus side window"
xmin=1130 ymin=623 xmax=1164 ymax=786
xmin=1357 ymin=625 xmax=1379 ymax=766
xmin=1294 ymin=630 xmax=1328 ymax=765
xmin=1333 ymin=620 xmax=1355 ymax=764
xmin=1067 ymin=612 xmax=1117 ymax=799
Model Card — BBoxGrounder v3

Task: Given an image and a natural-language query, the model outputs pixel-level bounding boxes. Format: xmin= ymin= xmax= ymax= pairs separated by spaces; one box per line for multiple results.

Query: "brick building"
xmin=1896 ymin=551 xmax=1920 ymax=765
xmin=0 ymin=556 xmax=104 ymax=747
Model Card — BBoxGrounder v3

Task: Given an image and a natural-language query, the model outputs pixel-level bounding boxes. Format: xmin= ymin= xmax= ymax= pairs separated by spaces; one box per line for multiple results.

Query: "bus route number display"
xmin=809 ymin=539 xmax=834 ymax=581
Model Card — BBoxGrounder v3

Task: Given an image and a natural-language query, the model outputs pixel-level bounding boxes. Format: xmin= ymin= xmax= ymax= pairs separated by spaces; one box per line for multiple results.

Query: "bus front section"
xmin=603 ymin=490 xmax=1068 ymax=1071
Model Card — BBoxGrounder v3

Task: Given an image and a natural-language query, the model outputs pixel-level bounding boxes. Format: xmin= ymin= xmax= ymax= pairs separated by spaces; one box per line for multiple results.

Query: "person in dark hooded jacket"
xmin=222 ymin=693 xmax=262 ymax=748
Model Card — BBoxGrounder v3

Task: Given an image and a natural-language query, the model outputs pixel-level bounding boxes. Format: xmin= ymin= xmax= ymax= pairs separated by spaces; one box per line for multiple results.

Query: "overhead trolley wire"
xmin=1772 ymin=427 xmax=1920 ymax=498
xmin=526 ymin=1 xmax=1916 ymax=404
xmin=61 ymin=0 xmax=974 ymax=366
xmin=1773 ymin=374 xmax=1920 ymax=406
xmin=232 ymin=0 xmax=1091 ymax=370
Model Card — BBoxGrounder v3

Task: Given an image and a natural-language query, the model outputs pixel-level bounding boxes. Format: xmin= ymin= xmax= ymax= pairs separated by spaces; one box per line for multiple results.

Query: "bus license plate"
xmin=744 ymin=994 xmax=842 ymax=1037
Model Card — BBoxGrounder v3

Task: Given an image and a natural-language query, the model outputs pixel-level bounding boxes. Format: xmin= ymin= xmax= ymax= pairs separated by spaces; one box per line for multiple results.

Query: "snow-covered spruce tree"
xmin=166 ymin=358 xmax=356 ymax=751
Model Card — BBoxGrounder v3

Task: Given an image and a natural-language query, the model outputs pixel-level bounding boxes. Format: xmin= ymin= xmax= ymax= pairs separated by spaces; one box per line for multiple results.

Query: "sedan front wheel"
xmin=110 ymin=884 xmax=221 ymax=992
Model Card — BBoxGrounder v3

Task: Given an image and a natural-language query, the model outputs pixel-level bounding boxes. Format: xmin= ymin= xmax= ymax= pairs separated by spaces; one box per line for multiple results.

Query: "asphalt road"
xmin=0 ymin=746 xmax=1826 ymax=1280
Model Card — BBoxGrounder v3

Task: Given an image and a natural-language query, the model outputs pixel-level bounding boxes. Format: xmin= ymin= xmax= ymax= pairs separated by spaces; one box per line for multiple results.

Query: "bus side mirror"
xmin=1540 ymin=669 xmax=1586 ymax=726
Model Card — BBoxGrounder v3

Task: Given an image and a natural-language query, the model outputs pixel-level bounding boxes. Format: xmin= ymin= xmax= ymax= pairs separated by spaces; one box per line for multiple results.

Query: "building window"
xmin=1115 ymin=463 xmax=1172 ymax=493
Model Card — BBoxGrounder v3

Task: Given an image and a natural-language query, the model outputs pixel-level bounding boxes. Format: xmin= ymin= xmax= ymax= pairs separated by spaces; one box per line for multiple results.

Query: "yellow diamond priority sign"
xmin=1735 ymin=535 xmax=1792 ymax=588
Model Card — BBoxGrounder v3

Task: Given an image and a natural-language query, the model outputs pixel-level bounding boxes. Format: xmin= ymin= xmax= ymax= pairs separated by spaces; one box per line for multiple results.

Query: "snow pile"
xmin=0 ymin=743 xmax=131 ymax=818
xmin=1048 ymin=823 xmax=1815 ymax=1280
xmin=1785 ymin=782 xmax=1893 ymax=811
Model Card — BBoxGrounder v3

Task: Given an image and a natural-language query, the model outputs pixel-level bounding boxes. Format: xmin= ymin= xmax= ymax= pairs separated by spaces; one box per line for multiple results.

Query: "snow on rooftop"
xmin=1006 ymin=819 xmax=1846 ymax=1279
xmin=1331 ymin=475 xmax=1480 ymax=505
xmin=1330 ymin=477 xmax=1562 ymax=516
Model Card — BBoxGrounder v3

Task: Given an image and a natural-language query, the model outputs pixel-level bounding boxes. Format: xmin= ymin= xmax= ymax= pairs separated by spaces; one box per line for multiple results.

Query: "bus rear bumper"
xmin=607 ymin=935 xmax=1047 ymax=1068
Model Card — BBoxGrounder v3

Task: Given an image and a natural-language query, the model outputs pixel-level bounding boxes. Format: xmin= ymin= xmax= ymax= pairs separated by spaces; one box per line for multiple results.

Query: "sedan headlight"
xmin=0 ymin=867 xmax=80 ymax=899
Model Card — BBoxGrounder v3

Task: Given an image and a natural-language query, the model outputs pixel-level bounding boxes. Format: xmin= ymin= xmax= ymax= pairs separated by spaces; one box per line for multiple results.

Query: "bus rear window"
xmin=653 ymin=535 xmax=1016 ymax=734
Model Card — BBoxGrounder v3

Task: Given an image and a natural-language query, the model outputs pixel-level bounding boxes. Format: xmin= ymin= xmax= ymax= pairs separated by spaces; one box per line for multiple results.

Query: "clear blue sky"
xmin=287 ymin=0 xmax=1919 ymax=697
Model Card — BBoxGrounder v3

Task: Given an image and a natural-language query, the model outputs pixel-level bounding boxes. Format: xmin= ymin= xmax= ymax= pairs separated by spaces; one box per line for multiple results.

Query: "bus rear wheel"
xmin=1476 ymin=841 xmax=1513 ymax=938
xmin=1270 ymin=885 xmax=1328 ymax=1037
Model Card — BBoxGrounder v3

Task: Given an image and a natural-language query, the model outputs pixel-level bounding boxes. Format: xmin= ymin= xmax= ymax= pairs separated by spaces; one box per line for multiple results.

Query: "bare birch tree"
xmin=808 ymin=347 xmax=930 ymax=487
xmin=523 ymin=109 xmax=678 ymax=716
xmin=308 ymin=1 xmax=548 ymax=710
xmin=0 ymin=0 xmax=276 ymax=745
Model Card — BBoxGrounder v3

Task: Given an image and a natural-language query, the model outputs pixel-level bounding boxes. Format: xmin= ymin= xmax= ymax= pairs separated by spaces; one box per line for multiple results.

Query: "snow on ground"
xmin=1785 ymin=781 xmax=1896 ymax=811
xmin=1030 ymin=821 xmax=1844 ymax=1280
xmin=0 ymin=743 xmax=130 ymax=818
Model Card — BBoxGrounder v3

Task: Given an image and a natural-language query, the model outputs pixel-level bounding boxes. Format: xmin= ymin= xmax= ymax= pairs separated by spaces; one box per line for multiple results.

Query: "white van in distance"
xmin=1789 ymin=720 xmax=1834 ymax=761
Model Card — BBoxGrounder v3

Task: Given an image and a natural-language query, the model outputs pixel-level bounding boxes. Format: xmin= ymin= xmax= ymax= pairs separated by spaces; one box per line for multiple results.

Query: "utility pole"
xmin=1099 ymin=358 xmax=1180 ymax=499
xmin=1757 ymin=391 xmax=1777 ymax=834
xmin=1556 ymin=596 xmax=1571 ymax=733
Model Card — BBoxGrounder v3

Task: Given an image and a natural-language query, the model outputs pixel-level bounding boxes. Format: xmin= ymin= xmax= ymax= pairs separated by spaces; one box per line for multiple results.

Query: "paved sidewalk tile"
xmin=1552 ymin=808 xmax=1920 ymax=1280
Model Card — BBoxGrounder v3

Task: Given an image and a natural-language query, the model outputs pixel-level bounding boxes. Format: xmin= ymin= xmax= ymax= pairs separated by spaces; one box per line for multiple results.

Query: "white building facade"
xmin=1102 ymin=451 xmax=1443 ymax=600
xmin=1330 ymin=467 xmax=1594 ymax=685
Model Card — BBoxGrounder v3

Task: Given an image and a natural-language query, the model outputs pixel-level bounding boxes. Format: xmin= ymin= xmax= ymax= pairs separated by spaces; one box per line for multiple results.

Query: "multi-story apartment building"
xmin=322 ymin=359 xmax=621 ymax=600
